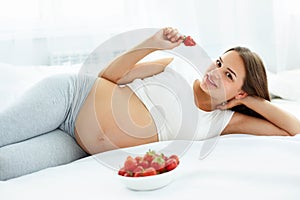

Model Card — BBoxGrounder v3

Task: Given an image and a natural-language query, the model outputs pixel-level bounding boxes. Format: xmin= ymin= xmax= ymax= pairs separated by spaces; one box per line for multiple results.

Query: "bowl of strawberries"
xmin=117 ymin=149 xmax=180 ymax=191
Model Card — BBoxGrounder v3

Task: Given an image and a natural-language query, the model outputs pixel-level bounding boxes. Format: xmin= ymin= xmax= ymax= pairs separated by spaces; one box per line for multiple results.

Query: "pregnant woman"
xmin=1 ymin=27 xmax=299 ymax=180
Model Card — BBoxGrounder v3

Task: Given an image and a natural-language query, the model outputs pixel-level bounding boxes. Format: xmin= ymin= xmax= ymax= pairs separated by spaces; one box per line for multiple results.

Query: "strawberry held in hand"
xmin=183 ymin=35 xmax=196 ymax=46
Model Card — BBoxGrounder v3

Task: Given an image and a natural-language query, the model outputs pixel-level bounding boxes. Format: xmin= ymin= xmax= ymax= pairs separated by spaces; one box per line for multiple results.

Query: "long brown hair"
xmin=225 ymin=47 xmax=270 ymax=119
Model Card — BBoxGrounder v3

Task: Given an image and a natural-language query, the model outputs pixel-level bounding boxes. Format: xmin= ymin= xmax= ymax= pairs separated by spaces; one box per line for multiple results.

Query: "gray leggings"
xmin=0 ymin=73 xmax=96 ymax=180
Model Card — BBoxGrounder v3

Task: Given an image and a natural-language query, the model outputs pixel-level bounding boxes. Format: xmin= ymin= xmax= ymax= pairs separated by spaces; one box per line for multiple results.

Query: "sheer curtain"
xmin=273 ymin=0 xmax=300 ymax=72
xmin=124 ymin=0 xmax=300 ymax=73
xmin=0 ymin=0 xmax=299 ymax=72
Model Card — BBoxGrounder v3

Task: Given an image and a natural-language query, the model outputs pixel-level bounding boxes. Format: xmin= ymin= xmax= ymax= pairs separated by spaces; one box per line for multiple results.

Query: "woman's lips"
xmin=205 ymin=74 xmax=217 ymax=88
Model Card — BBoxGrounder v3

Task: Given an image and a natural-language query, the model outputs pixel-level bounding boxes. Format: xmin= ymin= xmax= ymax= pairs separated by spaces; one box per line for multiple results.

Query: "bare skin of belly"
xmin=74 ymin=78 xmax=158 ymax=155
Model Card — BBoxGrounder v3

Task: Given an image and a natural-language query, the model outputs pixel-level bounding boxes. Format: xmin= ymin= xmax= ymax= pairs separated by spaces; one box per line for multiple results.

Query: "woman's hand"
xmin=147 ymin=27 xmax=184 ymax=50
xmin=216 ymin=96 xmax=257 ymax=110
xmin=217 ymin=95 xmax=267 ymax=110
xmin=217 ymin=98 xmax=243 ymax=110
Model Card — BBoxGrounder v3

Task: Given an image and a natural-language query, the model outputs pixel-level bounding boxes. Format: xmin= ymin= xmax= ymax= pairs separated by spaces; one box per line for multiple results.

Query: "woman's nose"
xmin=210 ymin=68 xmax=221 ymax=79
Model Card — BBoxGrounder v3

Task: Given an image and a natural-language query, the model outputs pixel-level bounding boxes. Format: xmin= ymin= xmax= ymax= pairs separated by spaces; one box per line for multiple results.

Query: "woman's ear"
xmin=235 ymin=90 xmax=248 ymax=100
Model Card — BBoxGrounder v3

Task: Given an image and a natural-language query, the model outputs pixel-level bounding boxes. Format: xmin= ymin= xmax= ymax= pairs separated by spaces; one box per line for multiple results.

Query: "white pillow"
xmin=267 ymin=69 xmax=300 ymax=102
xmin=0 ymin=63 xmax=80 ymax=111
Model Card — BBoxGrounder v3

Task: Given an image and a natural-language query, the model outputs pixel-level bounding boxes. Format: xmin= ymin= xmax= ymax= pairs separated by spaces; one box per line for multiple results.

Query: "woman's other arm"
xmin=98 ymin=28 xmax=184 ymax=84
xmin=221 ymin=96 xmax=300 ymax=136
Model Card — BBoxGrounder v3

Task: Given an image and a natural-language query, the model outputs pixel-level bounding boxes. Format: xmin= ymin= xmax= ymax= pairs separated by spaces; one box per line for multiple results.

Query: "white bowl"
xmin=117 ymin=165 xmax=179 ymax=191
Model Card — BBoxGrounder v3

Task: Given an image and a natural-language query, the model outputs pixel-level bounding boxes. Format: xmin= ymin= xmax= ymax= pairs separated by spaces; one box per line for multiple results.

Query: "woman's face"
xmin=200 ymin=50 xmax=246 ymax=102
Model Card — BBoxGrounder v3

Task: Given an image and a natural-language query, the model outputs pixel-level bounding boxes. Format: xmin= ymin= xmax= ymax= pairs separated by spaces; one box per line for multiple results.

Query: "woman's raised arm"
xmin=98 ymin=27 xmax=184 ymax=84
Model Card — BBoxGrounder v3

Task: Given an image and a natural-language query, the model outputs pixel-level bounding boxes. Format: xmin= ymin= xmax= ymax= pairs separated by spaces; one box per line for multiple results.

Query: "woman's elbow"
xmin=289 ymin=120 xmax=300 ymax=136
xmin=99 ymin=72 xmax=121 ymax=84
xmin=288 ymin=129 xmax=300 ymax=136
xmin=285 ymin=127 xmax=300 ymax=136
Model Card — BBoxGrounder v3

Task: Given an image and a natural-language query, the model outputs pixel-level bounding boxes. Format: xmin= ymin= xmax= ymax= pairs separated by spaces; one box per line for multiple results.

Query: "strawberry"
xmin=169 ymin=154 xmax=180 ymax=165
xmin=124 ymin=156 xmax=138 ymax=172
xmin=142 ymin=167 xmax=157 ymax=177
xmin=124 ymin=172 xmax=132 ymax=177
xmin=183 ymin=35 xmax=196 ymax=46
xmin=150 ymin=156 xmax=165 ymax=173
xmin=161 ymin=153 xmax=168 ymax=162
xmin=165 ymin=158 xmax=178 ymax=172
xmin=139 ymin=160 xmax=150 ymax=169
xmin=135 ymin=156 xmax=143 ymax=164
xmin=143 ymin=149 xmax=156 ymax=163
xmin=133 ymin=171 xmax=143 ymax=177
xmin=118 ymin=167 xmax=126 ymax=176
xmin=133 ymin=165 xmax=144 ymax=173
xmin=133 ymin=166 xmax=144 ymax=177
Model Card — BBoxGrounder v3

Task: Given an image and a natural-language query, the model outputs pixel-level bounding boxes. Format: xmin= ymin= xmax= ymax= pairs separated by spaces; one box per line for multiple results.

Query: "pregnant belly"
xmin=75 ymin=78 xmax=158 ymax=154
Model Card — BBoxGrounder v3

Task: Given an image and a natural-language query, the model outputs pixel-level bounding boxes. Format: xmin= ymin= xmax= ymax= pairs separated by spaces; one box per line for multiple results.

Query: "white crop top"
xmin=126 ymin=65 xmax=234 ymax=141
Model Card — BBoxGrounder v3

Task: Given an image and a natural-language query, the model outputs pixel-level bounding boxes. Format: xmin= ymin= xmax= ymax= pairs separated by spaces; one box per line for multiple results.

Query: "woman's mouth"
xmin=205 ymin=74 xmax=217 ymax=88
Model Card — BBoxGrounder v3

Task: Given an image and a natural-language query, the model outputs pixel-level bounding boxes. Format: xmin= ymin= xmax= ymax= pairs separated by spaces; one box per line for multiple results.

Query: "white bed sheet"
xmin=1 ymin=134 xmax=300 ymax=200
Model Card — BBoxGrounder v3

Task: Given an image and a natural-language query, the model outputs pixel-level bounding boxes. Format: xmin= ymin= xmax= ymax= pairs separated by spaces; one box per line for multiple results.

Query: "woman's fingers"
xmin=217 ymin=98 xmax=243 ymax=110
xmin=163 ymin=27 xmax=183 ymax=43
xmin=163 ymin=27 xmax=173 ymax=35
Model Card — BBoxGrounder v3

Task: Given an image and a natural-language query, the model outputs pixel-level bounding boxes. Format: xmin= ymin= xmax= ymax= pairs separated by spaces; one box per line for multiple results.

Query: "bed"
xmin=1 ymin=54 xmax=300 ymax=199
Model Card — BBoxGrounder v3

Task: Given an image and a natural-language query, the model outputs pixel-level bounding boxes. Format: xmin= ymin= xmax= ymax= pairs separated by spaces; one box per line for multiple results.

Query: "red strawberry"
xmin=165 ymin=158 xmax=178 ymax=172
xmin=124 ymin=172 xmax=132 ymax=177
xmin=161 ymin=153 xmax=168 ymax=162
xmin=124 ymin=156 xmax=138 ymax=172
xmin=118 ymin=167 xmax=126 ymax=176
xmin=183 ymin=36 xmax=196 ymax=46
xmin=143 ymin=149 xmax=156 ymax=163
xmin=150 ymin=156 xmax=165 ymax=173
xmin=133 ymin=166 xmax=144 ymax=177
xmin=139 ymin=160 xmax=150 ymax=169
xmin=142 ymin=167 xmax=157 ymax=177
xmin=133 ymin=166 xmax=144 ymax=173
xmin=135 ymin=156 xmax=143 ymax=164
xmin=169 ymin=154 xmax=180 ymax=165
xmin=133 ymin=171 xmax=143 ymax=177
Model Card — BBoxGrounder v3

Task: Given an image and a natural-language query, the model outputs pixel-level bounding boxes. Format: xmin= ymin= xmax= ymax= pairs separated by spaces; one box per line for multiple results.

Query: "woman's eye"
xmin=216 ymin=60 xmax=222 ymax=68
xmin=226 ymin=72 xmax=233 ymax=80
